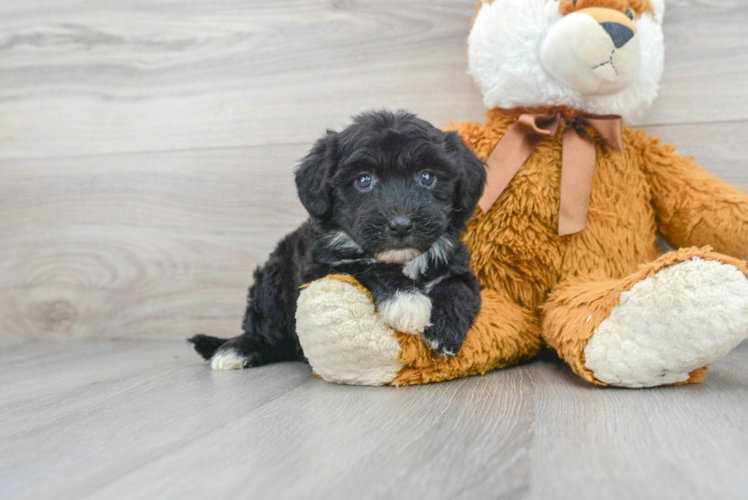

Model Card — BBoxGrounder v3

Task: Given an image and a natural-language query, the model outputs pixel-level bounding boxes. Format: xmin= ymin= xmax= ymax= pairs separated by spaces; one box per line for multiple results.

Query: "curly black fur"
xmin=189 ymin=110 xmax=486 ymax=367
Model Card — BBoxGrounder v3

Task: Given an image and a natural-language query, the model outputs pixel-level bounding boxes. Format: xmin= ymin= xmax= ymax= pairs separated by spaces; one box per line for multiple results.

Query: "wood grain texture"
xmin=0 ymin=0 xmax=747 ymax=161
xmin=2 ymin=2 xmax=747 ymax=498
xmin=1 ymin=0 xmax=748 ymax=340
xmin=0 ymin=144 xmax=310 ymax=339
xmin=0 ymin=0 xmax=486 ymax=160
xmin=1 ymin=339 xmax=746 ymax=500
xmin=643 ymin=0 xmax=748 ymax=126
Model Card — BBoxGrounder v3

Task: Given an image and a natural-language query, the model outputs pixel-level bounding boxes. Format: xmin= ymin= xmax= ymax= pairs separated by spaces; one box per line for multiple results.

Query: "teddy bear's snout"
xmin=540 ymin=7 xmax=640 ymax=97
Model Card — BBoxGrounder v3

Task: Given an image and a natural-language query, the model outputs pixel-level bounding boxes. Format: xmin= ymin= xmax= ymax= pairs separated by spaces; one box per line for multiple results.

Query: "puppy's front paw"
xmin=377 ymin=290 xmax=432 ymax=335
xmin=210 ymin=348 xmax=249 ymax=370
xmin=422 ymin=326 xmax=464 ymax=358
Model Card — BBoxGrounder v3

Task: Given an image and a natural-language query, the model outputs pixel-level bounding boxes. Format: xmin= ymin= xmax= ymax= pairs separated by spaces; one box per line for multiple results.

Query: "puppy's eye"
xmin=419 ymin=171 xmax=436 ymax=188
xmin=355 ymin=174 xmax=374 ymax=191
xmin=625 ymin=8 xmax=634 ymax=20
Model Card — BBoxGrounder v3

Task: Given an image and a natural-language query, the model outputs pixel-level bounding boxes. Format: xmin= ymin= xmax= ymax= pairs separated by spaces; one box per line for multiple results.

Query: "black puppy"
xmin=189 ymin=110 xmax=486 ymax=370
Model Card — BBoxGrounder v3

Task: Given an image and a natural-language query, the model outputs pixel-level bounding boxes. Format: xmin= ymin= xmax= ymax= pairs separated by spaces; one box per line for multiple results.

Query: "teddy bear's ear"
xmin=294 ymin=130 xmax=338 ymax=220
xmin=442 ymin=131 xmax=486 ymax=227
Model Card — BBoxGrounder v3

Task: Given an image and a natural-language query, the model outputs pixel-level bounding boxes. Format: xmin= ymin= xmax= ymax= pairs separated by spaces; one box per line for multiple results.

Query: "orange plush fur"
xmin=386 ymin=106 xmax=748 ymax=386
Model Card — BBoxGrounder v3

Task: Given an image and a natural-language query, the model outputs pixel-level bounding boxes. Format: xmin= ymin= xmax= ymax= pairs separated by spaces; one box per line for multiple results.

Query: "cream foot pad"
xmin=585 ymin=258 xmax=748 ymax=387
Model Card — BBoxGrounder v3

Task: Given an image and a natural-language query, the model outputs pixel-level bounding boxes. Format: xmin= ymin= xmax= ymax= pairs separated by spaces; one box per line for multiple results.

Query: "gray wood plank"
xmin=0 ymin=340 xmax=315 ymax=499
xmin=0 ymin=0 xmax=485 ymax=160
xmin=1 ymin=1 xmax=747 ymax=160
xmin=642 ymin=0 xmax=748 ymax=127
xmin=529 ymin=348 xmax=748 ymax=500
xmin=0 ymin=340 xmax=746 ymax=500
xmin=0 ymin=144 xmax=309 ymax=340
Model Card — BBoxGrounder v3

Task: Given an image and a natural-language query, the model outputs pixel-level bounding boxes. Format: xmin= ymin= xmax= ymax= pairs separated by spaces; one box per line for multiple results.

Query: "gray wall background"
xmin=1 ymin=0 xmax=746 ymax=340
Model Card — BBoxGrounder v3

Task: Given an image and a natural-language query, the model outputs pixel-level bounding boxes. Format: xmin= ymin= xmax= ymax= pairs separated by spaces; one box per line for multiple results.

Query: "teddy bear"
xmin=294 ymin=0 xmax=748 ymax=387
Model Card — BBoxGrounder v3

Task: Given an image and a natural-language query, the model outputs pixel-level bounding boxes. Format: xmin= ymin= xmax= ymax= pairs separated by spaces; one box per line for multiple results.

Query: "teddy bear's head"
xmin=468 ymin=0 xmax=665 ymax=122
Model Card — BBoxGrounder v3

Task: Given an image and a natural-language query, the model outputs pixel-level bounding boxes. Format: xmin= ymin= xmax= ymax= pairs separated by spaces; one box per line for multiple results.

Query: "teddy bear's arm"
xmin=641 ymin=134 xmax=748 ymax=260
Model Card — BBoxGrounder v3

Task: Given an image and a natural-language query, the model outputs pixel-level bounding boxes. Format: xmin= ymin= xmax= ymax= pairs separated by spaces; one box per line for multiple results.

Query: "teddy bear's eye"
xmin=625 ymin=8 xmax=634 ymax=20
xmin=355 ymin=174 xmax=374 ymax=191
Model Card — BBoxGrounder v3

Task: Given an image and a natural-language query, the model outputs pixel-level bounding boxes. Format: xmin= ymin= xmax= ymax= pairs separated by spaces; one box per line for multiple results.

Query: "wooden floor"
xmin=2 ymin=1 xmax=748 ymax=498
xmin=1 ymin=339 xmax=747 ymax=500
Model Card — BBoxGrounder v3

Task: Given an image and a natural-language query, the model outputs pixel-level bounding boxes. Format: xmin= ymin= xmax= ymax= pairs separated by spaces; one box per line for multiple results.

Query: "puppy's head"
xmin=295 ymin=110 xmax=485 ymax=263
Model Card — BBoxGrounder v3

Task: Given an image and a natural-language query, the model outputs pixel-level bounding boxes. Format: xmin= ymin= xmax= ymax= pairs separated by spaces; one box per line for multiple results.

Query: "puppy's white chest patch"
xmin=401 ymin=236 xmax=453 ymax=280
xmin=402 ymin=253 xmax=429 ymax=280
xmin=377 ymin=291 xmax=432 ymax=335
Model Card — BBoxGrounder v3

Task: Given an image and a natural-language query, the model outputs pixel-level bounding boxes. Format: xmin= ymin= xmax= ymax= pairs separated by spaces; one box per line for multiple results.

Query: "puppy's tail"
xmin=187 ymin=334 xmax=229 ymax=360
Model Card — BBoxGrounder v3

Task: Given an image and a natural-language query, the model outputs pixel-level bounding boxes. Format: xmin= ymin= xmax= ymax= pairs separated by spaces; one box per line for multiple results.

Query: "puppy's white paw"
xmin=377 ymin=291 xmax=432 ymax=335
xmin=210 ymin=349 xmax=247 ymax=371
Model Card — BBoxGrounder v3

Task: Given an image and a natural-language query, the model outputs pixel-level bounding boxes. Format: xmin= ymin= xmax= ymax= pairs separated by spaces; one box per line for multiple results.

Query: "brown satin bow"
xmin=478 ymin=112 xmax=624 ymax=236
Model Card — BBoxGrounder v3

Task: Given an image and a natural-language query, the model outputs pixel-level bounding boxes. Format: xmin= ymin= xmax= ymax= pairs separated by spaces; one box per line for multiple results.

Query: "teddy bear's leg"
xmin=391 ymin=288 xmax=542 ymax=386
xmin=296 ymin=274 xmax=542 ymax=386
xmin=542 ymin=247 xmax=748 ymax=387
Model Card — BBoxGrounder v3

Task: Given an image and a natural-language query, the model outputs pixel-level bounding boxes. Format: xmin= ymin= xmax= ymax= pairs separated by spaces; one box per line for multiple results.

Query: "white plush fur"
xmin=296 ymin=277 xmax=403 ymax=386
xmin=468 ymin=0 xmax=665 ymax=123
xmin=584 ymin=258 xmax=748 ymax=388
xmin=210 ymin=349 xmax=247 ymax=371
xmin=378 ymin=290 xmax=433 ymax=335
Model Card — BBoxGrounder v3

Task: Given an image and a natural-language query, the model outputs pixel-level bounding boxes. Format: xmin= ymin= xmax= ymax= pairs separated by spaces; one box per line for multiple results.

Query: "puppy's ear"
xmin=443 ymin=131 xmax=486 ymax=226
xmin=295 ymin=131 xmax=338 ymax=219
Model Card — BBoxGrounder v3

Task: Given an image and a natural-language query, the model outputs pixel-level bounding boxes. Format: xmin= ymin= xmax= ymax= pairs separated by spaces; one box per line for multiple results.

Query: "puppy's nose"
xmin=387 ymin=217 xmax=414 ymax=237
xmin=600 ymin=22 xmax=634 ymax=48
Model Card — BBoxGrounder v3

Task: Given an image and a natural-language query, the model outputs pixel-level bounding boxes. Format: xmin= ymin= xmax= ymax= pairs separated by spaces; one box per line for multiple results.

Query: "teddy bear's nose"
xmin=600 ymin=22 xmax=635 ymax=48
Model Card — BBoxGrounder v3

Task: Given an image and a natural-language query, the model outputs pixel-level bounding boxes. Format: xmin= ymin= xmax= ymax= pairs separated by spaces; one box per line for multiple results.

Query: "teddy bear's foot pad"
xmin=584 ymin=258 xmax=748 ymax=387
xmin=296 ymin=277 xmax=404 ymax=385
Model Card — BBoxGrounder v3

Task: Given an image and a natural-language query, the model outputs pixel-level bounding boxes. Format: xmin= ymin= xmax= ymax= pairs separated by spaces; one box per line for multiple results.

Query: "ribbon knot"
xmin=478 ymin=112 xmax=624 ymax=236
